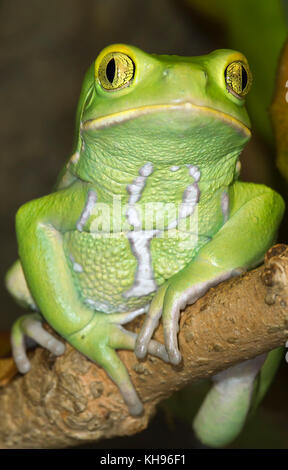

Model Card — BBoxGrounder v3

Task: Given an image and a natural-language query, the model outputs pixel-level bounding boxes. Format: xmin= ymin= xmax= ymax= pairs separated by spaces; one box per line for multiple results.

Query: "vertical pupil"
xmin=106 ymin=58 xmax=116 ymax=84
xmin=241 ymin=66 xmax=248 ymax=91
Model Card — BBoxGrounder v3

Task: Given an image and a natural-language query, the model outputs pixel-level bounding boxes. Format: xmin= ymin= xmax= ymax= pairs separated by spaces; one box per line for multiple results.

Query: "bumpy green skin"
xmin=5 ymin=44 xmax=285 ymax=446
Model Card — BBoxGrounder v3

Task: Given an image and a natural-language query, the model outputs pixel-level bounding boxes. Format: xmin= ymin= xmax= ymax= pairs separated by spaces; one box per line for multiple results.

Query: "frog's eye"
xmin=224 ymin=61 xmax=252 ymax=98
xmin=97 ymin=52 xmax=135 ymax=91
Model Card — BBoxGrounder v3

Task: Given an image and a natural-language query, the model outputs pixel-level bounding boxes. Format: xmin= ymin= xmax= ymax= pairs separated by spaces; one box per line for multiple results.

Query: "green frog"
xmin=5 ymin=44 xmax=284 ymax=447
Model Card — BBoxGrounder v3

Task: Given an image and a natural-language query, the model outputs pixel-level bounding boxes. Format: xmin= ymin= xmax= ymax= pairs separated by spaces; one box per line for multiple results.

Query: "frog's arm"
xmin=136 ymin=181 xmax=284 ymax=363
xmin=136 ymin=181 xmax=284 ymax=445
xmin=15 ymin=181 xmax=94 ymax=333
xmin=12 ymin=180 xmax=167 ymax=415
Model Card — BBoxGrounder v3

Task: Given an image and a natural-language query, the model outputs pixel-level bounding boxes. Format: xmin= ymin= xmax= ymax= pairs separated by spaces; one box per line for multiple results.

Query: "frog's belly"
xmin=63 ymin=230 xmax=202 ymax=313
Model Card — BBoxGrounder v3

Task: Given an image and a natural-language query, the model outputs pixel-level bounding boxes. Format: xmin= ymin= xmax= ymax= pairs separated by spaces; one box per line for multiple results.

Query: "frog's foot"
xmin=136 ymin=271 xmax=237 ymax=365
xmin=67 ymin=318 xmax=169 ymax=416
xmin=135 ymin=280 xmax=189 ymax=364
xmin=94 ymin=342 xmax=144 ymax=416
xmin=109 ymin=324 xmax=169 ymax=363
xmin=107 ymin=324 xmax=169 ymax=414
xmin=193 ymin=354 xmax=267 ymax=447
xmin=11 ymin=313 xmax=65 ymax=373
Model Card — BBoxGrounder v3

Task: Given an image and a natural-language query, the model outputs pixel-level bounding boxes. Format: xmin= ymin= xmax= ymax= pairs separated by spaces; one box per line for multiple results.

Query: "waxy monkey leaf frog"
xmin=5 ymin=44 xmax=284 ymax=447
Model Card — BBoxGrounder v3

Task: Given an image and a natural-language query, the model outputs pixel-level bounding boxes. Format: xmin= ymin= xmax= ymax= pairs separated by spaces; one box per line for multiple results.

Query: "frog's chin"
xmin=81 ymin=102 xmax=251 ymax=138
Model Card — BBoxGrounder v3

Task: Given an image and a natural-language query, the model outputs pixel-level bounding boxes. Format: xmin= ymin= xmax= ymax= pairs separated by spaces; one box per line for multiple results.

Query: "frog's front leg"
xmin=136 ymin=181 xmax=284 ymax=364
xmin=13 ymin=180 xmax=166 ymax=415
xmin=136 ymin=181 xmax=284 ymax=444
xmin=135 ymin=269 xmax=238 ymax=365
xmin=65 ymin=307 xmax=170 ymax=417
xmin=68 ymin=318 xmax=169 ymax=415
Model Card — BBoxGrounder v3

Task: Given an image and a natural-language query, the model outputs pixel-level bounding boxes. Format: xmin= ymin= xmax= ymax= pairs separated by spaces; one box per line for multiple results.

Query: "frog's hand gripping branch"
xmin=136 ymin=181 xmax=285 ymax=447
xmin=7 ymin=180 xmax=168 ymax=416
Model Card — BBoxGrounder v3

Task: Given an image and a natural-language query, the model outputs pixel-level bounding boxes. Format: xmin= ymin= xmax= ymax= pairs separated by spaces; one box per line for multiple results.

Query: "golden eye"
xmin=225 ymin=61 xmax=252 ymax=98
xmin=97 ymin=52 xmax=135 ymax=90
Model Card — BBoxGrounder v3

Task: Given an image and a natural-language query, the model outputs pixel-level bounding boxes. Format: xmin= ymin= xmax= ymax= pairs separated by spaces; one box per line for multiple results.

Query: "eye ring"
xmin=97 ymin=52 xmax=135 ymax=91
xmin=225 ymin=61 xmax=252 ymax=98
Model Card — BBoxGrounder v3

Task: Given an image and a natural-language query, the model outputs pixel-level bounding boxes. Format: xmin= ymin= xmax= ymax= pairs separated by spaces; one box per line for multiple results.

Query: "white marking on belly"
xmin=73 ymin=263 xmax=83 ymax=273
xmin=168 ymin=165 xmax=200 ymax=230
xmin=124 ymin=230 xmax=159 ymax=298
xmin=85 ymin=297 xmax=150 ymax=318
xmin=125 ymin=162 xmax=158 ymax=298
xmin=124 ymin=162 xmax=201 ymax=298
xmin=179 ymin=183 xmax=200 ymax=219
xmin=85 ymin=298 xmax=117 ymax=313
xmin=187 ymin=164 xmax=201 ymax=182
xmin=221 ymin=190 xmax=229 ymax=223
xmin=76 ymin=190 xmax=97 ymax=232
xmin=69 ymin=254 xmax=84 ymax=273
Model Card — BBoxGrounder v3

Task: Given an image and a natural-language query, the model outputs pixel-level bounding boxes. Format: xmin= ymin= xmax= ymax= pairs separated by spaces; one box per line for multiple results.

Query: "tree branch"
xmin=0 ymin=244 xmax=288 ymax=449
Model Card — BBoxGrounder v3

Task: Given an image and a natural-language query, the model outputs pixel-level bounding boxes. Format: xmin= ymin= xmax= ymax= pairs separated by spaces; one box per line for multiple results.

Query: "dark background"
xmin=1 ymin=0 xmax=288 ymax=449
xmin=1 ymin=0 xmax=215 ymax=330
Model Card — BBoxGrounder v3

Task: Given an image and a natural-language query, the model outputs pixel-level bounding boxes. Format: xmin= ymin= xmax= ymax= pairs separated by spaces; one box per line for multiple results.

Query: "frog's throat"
xmin=81 ymin=102 xmax=251 ymax=137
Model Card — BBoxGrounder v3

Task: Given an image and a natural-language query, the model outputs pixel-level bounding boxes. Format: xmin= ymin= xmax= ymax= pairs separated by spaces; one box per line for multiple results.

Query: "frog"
xmin=5 ymin=44 xmax=285 ymax=447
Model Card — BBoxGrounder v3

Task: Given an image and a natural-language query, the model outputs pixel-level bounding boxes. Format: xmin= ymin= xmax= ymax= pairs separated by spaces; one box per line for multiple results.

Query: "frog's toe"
xmin=129 ymin=402 xmax=144 ymax=416
xmin=116 ymin=370 xmax=144 ymax=416
xmin=11 ymin=327 xmax=33 ymax=374
xmin=110 ymin=324 xmax=168 ymax=362
xmin=11 ymin=314 xmax=65 ymax=373
xmin=167 ymin=347 xmax=182 ymax=366
xmin=163 ymin=293 xmax=184 ymax=365
xmin=94 ymin=344 xmax=144 ymax=416
xmin=11 ymin=346 xmax=31 ymax=374
xmin=120 ymin=387 xmax=144 ymax=416
xmin=135 ymin=285 xmax=167 ymax=359
xmin=147 ymin=340 xmax=169 ymax=363
xmin=164 ymin=323 xmax=182 ymax=365
xmin=135 ymin=327 xmax=158 ymax=360
xmin=22 ymin=316 xmax=65 ymax=355
xmin=135 ymin=330 xmax=152 ymax=360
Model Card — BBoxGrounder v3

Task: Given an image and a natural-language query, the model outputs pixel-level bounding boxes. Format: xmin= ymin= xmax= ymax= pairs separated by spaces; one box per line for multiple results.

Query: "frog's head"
xmin=74 ymin=44 xmax=252 ymax=177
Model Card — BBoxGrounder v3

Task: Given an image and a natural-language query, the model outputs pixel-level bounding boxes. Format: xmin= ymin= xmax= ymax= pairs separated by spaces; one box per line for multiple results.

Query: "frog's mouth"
xmin=81 ymin=102 xmax=251 ymax=137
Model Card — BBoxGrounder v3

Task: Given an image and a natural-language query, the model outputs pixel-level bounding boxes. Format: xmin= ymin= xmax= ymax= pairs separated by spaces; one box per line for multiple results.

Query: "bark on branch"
xmin=1 ymin=244 xmax=288 ymax=449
